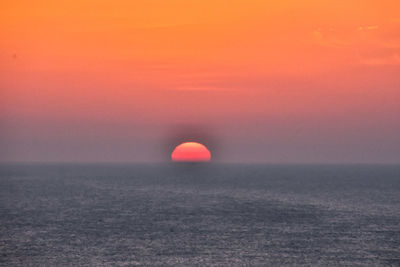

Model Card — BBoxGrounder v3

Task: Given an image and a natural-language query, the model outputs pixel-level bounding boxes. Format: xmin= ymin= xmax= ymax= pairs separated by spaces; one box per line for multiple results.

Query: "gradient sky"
xmin=1 ymin=0 xmax=399 ymax=163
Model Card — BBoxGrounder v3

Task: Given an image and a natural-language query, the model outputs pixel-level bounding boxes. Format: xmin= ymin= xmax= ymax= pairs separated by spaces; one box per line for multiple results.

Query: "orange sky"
xmin=1 ymin=0 xmax=399 ymax=162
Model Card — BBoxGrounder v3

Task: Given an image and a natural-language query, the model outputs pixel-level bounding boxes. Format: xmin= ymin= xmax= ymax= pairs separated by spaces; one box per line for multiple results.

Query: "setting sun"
xmin=171 ymin=142 xmax=211 ymax=162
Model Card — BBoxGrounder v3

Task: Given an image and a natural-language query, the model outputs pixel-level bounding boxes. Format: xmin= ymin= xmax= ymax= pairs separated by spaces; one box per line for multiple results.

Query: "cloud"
xmin=311 ymin=23 xmax=400 ymax=66
xmin=358 ymin=25 xmax=379 ymax=31
xmin=311 ymin=28 xmax=353 ymax=47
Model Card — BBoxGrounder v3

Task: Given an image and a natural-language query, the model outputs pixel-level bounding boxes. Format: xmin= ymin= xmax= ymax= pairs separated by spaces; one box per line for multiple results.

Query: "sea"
xmin=1 ymin=163 xmax=399 ymax=266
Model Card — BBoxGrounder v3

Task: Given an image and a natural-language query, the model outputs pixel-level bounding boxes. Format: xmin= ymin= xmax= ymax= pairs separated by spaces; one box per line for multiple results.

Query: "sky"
xmin=1 ymin=0 xmax=399 ymax=163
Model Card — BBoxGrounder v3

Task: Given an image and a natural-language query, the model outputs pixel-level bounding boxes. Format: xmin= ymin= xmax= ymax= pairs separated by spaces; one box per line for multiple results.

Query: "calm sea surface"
xmin=1 ymin=164 xmax=399 ymax=266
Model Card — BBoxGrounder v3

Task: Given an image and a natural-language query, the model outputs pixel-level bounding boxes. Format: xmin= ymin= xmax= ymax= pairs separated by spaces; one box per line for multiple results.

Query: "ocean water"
xmin=0 ymin=163 xmax=399 ymax=266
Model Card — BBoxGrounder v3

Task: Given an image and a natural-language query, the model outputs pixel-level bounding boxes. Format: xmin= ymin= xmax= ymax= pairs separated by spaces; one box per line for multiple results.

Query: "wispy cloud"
xmin=358 ymin=25 xmax=379 ymax=31
xmin=311 ymin=23 xmax=400 ymax=66
xmin=311 ymin=29 xmax=352 ymax=47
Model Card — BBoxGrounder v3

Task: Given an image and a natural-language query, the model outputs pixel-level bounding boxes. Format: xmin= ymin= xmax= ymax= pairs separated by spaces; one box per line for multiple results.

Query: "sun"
xmin=171 ymin=142 xmax=211 ymax=162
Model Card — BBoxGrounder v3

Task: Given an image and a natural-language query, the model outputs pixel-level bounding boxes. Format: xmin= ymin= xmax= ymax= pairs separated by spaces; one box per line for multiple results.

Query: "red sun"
xmin=171 ymin=142 xmax=211 ymax=162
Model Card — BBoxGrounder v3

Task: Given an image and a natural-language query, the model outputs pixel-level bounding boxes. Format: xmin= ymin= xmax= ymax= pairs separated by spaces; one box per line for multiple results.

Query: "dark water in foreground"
xmin=1 ymin=164 xmax=399 ymax=266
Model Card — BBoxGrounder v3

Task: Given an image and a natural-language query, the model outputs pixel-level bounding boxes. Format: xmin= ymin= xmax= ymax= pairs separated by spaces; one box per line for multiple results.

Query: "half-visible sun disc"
xmin=171 ymin=142 xmax=211 ymax=162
